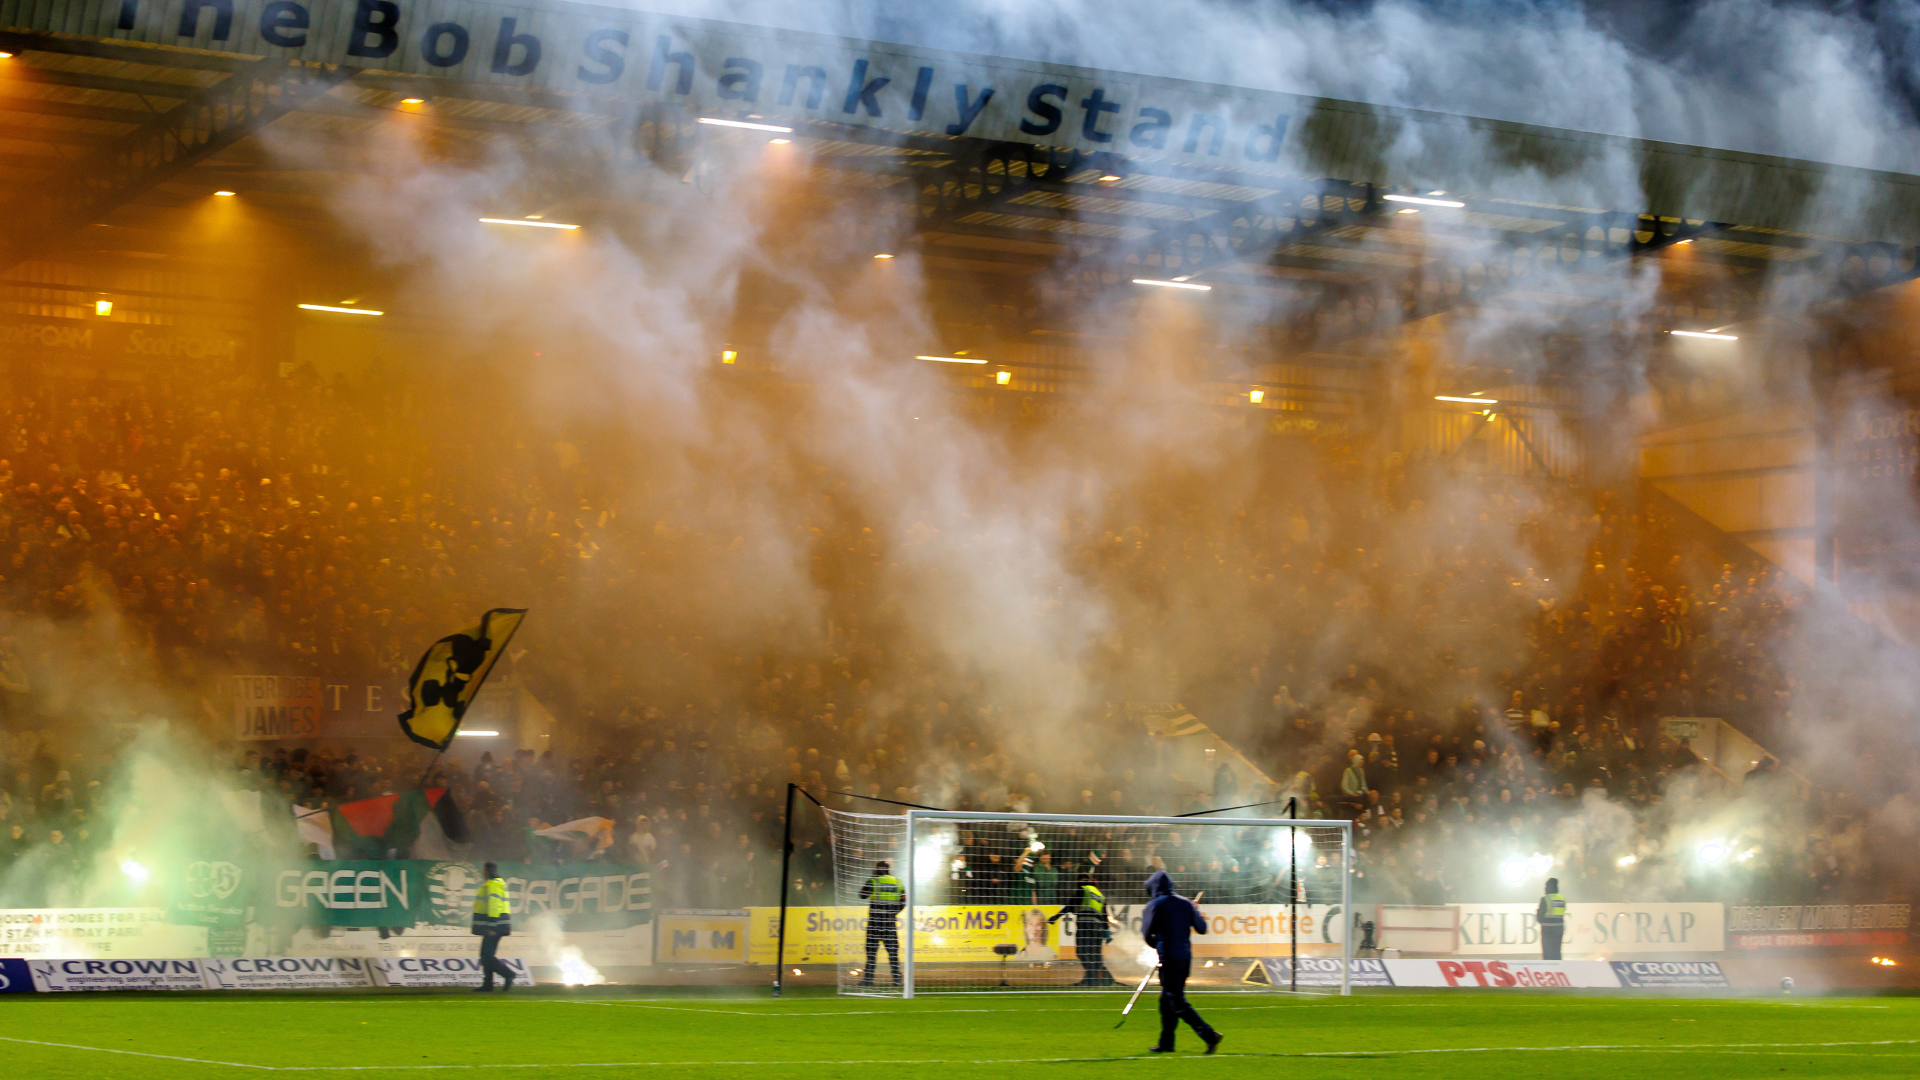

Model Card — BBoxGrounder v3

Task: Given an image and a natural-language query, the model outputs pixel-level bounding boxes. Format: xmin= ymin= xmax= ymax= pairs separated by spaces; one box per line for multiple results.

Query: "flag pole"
xmin=774 ymin=783 xmax=798 ymax=997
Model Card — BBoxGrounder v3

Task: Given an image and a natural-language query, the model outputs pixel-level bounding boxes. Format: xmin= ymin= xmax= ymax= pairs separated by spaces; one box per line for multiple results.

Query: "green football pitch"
xmin=3 ymin=988 xmax=1916 ymax=1079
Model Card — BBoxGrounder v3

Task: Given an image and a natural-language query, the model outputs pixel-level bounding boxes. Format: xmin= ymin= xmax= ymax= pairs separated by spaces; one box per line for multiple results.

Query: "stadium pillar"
xmin=774 ymin=783 xmax=797 ymax=996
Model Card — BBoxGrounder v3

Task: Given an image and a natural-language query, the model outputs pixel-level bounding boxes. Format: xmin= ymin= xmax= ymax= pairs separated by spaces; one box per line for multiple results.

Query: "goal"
xmin=820 ymin=808 xmax=1353 ymax=996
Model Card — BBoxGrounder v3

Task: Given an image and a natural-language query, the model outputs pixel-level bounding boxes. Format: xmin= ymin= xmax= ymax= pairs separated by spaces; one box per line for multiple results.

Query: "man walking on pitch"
xmin=1537 ymin=876 xmax=1567 ymax=961
xmin=1141 ymin=870 xmax=1222 ymax=1054
xmin=1050 ymin=870 xmax=1116 ymax=986
xmin=472 ymin=861 xmax=515 ymax=992
xmin=859 ymin=859 xmax=905 ymax=987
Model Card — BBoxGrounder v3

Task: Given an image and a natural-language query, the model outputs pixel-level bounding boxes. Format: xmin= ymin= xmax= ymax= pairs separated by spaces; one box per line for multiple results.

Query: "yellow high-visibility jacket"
xmin=471 ymin=876 xmax=512 ymax=936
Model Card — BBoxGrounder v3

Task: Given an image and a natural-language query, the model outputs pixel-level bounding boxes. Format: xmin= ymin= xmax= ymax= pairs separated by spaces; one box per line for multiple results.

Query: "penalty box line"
xmin=5 ymin=1033 xmax=1920 ymax=1071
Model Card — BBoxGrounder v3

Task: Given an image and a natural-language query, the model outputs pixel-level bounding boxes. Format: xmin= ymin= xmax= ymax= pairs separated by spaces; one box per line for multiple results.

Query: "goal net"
xmin=820 ymin=808 xmax=1352 ymax=996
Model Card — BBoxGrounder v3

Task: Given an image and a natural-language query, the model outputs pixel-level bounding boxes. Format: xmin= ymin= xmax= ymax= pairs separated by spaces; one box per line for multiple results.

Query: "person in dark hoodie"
xmin=1140 ymin=870 xmax=1222 ymax=1054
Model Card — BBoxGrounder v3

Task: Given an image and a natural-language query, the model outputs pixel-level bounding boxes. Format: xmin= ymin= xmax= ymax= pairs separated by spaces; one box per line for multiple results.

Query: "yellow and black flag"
xmin=398 ymin=608 xmax=527 ymax=750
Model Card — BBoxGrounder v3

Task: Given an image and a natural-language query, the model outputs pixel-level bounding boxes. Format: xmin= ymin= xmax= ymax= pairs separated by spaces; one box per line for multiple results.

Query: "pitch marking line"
xmin=6 ymin=1034 xmax=1919 ymax=1071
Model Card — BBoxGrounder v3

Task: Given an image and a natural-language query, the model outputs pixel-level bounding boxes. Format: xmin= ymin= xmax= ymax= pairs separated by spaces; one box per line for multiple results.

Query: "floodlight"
xmin=455 ymin=730 xmax=501 ymax=738
xmin=479 ymin=218 xmax=580 ymax=230
xmin=1669 ymin=329 xmax=1737 ymax=341
xmin=698 ymin=117 xmax=793 ymax=133
xmin=1383 ymin=194 xmax=1465 ymax=208
xmin=1249 ymin=389 xmax=1264 ymax=404
xmin=298 ymin=304 xmax=384 ymax=315
xmin=1436 ymin=395 xmax=1499 ymax=404
xmin=917 ymin=355 xmax=987 ymax=365
xmin=996 ymin=371 xmax=1011 ymax=385
xmin=94 ymin=300 xmax=113 ymax=316
xmin=1132 ymin=278 xmax=1211 ymax=291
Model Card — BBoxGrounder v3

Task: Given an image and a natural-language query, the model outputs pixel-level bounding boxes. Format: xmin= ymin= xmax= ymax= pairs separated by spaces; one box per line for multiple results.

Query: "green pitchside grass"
xmin=2 ymin=987 xmax=1916 ymax=1079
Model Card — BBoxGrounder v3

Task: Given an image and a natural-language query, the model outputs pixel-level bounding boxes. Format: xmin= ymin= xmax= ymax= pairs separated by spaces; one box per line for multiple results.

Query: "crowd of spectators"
xmin=0 ymin=350 xmax=1903 ymax=915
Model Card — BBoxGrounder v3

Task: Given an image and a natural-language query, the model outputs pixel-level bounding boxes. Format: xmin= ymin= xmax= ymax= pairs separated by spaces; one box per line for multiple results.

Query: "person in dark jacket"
xmin=1049 ymin=871 xmax=1116 ymax=986
xmin=1140 ymin=870 xmax=1222 ymax=1054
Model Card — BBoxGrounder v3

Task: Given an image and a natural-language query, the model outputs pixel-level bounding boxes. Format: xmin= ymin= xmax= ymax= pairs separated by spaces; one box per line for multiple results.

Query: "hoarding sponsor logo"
xmin=1728 ymin=904 xmax=1910 ymax=933
xmin=0 ymin=323 xmax=91 ymax=350
xmin=1610 ymin=960 xmax=1729 ymax=987
xmin=0 ymin=958 xmax=31 ymax=992
xmin=1384 ymin=959 xmax=1622 ymax=988
xmin=1436 ymin=960 xmax=1575 ymax=987
xmin=373 ymin=956 xmax=534 ymax=987
xmin=203 ymin=956 xmax=374 ymax=989
xmin=1256 ymin=957 xmax=1392 ymax=987
xmin=30 ymin=958 xmax=208 ymax=991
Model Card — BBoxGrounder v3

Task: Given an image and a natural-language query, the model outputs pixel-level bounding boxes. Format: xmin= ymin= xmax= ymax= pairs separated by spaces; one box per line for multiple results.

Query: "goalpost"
xmin=820 ymin=808 xmax=1353 ymax=997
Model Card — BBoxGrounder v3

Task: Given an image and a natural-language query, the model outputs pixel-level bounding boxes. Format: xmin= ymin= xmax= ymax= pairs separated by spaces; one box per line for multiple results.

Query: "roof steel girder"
xmin=0 ymin=51 xmax=355 ymax=272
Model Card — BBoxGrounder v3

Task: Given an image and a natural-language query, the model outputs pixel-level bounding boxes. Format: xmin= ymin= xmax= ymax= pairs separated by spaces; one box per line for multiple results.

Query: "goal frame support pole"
xmin=1340 ymin=810 xmax=1352 ymax=997
xmin=900 ymin=809 xmax=1353 ymax=997
xmin=773 ymin=782 xmax=797 ymax=997
xmin=902 ymin=818 xmax=916 ymax=998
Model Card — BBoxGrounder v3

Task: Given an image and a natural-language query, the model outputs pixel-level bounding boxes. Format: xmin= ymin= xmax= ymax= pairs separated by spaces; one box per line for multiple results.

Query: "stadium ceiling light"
xmin=94 ymin=300 xmax=113 ymax=316
xmin=1132 ymin=278 xmax=1212 ymax=291
xmin=401 ymin=97 xmax=425 ymax=104
xmin=1383 ymin=194 xmax=1465 ymax=208
xmin=479 ymin=217 xmax=580 ymax=230
xmin=996 ymin=370 xmax=1011 ymax=385
xmin=298 ymin=303 xmax=384 ymax=316
xmin=698 ymin=117 xmax=794 ymax=133
xmin=1398 ymin=208 xmax=1419 ymax=215
xmin=1249 ymin=389 xmax=1265 ymax=404
xmin=214 ymin=190 xmax=236 ymax=197
xmin=917 ymin=355 xmax=987 ymax=364
xmin=1435 ymin=395 xmax=1500 ymax=404
xmin=1099 ymin=174 xmax=1122 ymax=182
xmin=455 ymin=730 xmax=501 ymax=737
xmin=769 ymin=138 xmax=791 ymax=144
xmin=1668 ymin=329 xmax=1737 ymax=340
xmin=873 ymin=253 xmax=894 ymax=259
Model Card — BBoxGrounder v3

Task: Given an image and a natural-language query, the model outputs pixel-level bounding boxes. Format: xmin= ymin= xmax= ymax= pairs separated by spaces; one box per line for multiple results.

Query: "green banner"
xmin=270 ymin=860 xmax=652 ymax=930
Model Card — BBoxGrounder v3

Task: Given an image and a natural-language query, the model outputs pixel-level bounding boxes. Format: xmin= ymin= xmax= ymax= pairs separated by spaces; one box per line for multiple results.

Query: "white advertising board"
xmin=1385 ymin=958 xmax=1622 ymax=988
xmin=201 ymin=956 xmax=376 ymax=990
xmin=0 ymin=908 xmax=206 ymax=959
xmin=281 ymin=922 xmax=651 ymax=968
xmin=29 ymin=958 xmax=209 ymax=991
xmin=1451 ymin=903 xmax=1723 ymax=955
xmin=371 ymin=956 xmax=536 ymax=987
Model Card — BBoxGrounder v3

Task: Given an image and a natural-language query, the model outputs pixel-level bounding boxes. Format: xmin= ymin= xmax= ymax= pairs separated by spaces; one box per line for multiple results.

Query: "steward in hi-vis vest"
xmin=1537 ymin=877 xmax=1568 ymax=961
xmin=1049 ymin=872 xmax=1116 ymax=986
xmin=471 ymin=861 xmax=515 ymax=992
xmin=859 ymin=859 xmax=905 ymax=987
